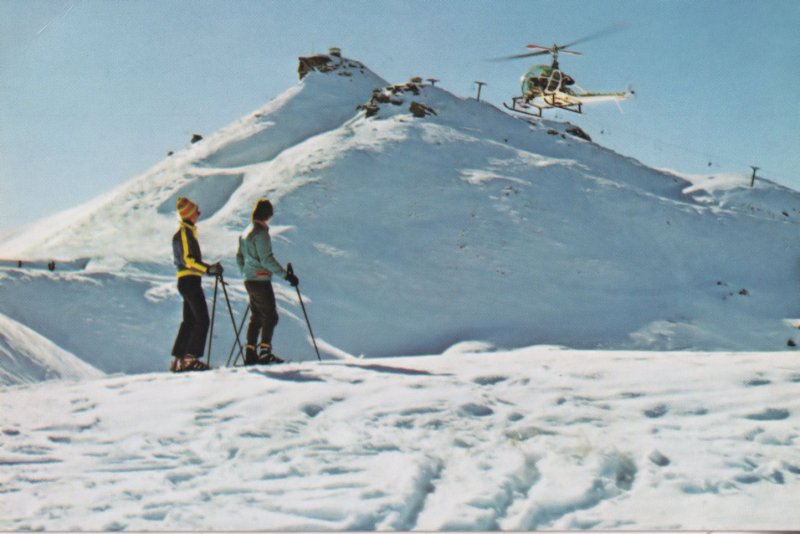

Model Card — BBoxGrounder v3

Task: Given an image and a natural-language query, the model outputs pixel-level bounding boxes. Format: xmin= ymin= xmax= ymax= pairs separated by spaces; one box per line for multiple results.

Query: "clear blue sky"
xmin=1 ymin=0 xmax=798 ymax=233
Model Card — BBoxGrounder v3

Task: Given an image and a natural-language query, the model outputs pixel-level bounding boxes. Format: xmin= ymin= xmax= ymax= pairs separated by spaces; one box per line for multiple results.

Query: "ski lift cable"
xmin=576 ymin=113 xmax=770 ymax=177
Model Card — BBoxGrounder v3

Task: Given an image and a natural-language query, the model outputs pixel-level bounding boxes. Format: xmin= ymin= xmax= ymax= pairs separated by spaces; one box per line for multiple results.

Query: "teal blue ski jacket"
xmin=236 ymin=222 xmax=288 ymax=282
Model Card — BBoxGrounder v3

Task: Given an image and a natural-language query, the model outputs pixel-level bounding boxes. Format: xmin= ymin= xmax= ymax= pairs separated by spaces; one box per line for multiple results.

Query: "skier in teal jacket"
xmin=236 ymin=198 xmax=299 ymax=365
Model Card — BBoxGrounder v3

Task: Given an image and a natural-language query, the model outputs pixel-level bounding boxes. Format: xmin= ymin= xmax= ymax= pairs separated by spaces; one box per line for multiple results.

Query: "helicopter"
xmin=494 ymin=27 xmax=633 ymax=118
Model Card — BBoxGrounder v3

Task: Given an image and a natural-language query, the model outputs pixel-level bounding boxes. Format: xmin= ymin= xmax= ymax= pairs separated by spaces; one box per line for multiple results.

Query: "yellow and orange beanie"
xmin=176 ymin=197 xmax=199 ymax=220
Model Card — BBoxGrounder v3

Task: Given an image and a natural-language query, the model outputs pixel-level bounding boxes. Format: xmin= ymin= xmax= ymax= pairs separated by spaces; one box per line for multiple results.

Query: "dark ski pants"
xmin=172 ymin=275 xmax=210 ymax=358
xmin=245 ymin=280 xmax=279 ymax=348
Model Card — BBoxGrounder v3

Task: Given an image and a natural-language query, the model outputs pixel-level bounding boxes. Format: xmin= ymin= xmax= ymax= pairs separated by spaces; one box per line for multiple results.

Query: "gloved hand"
xmin=285 ymin=272 xmax=299 ymax=287
xmin=207 ymin=262 xmax=224 ymax=277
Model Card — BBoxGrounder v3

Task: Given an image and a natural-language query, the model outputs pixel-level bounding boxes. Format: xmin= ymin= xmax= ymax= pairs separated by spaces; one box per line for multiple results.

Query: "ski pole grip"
xmin=287 ymin=262 xmax=294 ymax=275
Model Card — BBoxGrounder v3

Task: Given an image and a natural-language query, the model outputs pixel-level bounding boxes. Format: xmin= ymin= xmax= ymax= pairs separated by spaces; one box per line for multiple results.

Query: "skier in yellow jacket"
xmin=170 ymin=197 xmax=223 ymax=372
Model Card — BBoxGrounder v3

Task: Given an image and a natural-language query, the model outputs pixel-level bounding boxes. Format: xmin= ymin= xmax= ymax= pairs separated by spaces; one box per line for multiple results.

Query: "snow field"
xmin=1 ymin=348 xmax=798 ymax=530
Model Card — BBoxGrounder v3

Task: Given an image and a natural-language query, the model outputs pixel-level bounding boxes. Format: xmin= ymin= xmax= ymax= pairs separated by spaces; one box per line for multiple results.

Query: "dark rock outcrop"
xmin=298 ymin=50 xmax=366 ymax=80
xmin=358 ymin=80 xmax=437 ymax=119
xmin=566 ymin=126 xmax=592 ymax=142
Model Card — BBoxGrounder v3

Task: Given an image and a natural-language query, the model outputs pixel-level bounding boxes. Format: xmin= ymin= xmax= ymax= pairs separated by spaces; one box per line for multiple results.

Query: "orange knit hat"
xmin=176 ymin=197 xmax=199 ymax=220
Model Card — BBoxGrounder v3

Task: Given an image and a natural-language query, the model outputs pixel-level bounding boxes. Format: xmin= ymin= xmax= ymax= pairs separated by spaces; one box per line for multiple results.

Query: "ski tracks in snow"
xmin=1 ymin=351 xmax=799 ymax=530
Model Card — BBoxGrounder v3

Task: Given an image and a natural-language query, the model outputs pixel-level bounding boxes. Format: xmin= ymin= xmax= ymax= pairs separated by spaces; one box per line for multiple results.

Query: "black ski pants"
xmin=172 ymin=275 xmax=210 ymax=358
xmin=245 ymin=280 xmax=279 ymax=348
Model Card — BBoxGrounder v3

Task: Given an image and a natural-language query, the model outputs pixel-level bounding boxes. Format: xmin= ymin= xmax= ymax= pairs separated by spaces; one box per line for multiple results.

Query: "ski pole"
xmin=288 ymin=263 xmax=321 ymax=361
xmin=206 ymin=274 xmax=220 ymax=367
xmin=226 ymin=304 xmax=250 ymax=367
xmin=219 ymin=274 xmax=247 ymax=365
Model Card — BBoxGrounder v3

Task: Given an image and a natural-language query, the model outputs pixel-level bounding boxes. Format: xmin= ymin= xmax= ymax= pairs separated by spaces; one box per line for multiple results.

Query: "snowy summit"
xmin=1 ymin=51 xmax=799 ymax=530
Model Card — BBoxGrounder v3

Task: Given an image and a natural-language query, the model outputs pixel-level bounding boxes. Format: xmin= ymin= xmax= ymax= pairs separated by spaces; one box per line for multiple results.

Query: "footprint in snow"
xmin=0 ymin=456 xmax=62 ymax=466
xmin=505 ymin=425 xmax=556 ymax=441
xmin=473 ymin=375 xmax=508 ymax=386
xmin=302 ymin=404 xmax=324 ymax=417
xmin=142 ymin=510 xmax=168 ymax=522
xmin=770 ymin=470 xmax=785 ymax=484
xmin=745 ymin=408 xmax=790 ymax=421
xmin=69 ymin=398 xmax=96 ymax=413
xmin=400 ymin=406 xmax=442 ymax=416
xmin=193 ymin=413 xmax=239 ymax=426
xmin=680 ymin=480 xmax=721 ymax=495
xmin=620 ymin=392 xmax=645 ymax=399
xmin=12 ymin=444 xmax=54 ymax=455
xmin=167 ymin=471 xmax=197 ymax=486
xmin=644 ymin=404 xmax=668 ymax=418
xmin=196 ymin=400 xmax=238 ymax=413
xmin=734 ymin=474 xmax=761 ymax=484
xmin=744 ymin=427 xmax=764 ymax=441
xmin=784 ymin=463 xmax=800 ymax=475
xmin=744 ymin=377 xmax=771 ymax=387
xmin=648 ymin=450 xmax=670 ymax=467
xmin=460 ymin=403 xmax=494 ymax=417
xmin=35 ymin=418 xmax=100 ymax=433
xmin=239 ymin=431 xmax=271 ymax=439
xmin=600 ymin=452 xmax=637 ymax=491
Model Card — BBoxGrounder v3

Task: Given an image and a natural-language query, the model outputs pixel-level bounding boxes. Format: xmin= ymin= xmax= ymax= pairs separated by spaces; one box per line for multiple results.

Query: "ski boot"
xmin=243 ymin=344 xmax=258 ymax=366
xmin=173 ymin=354 xmax=210 ymax=372
xmin=256 ymin=343 xmax=284 ymax=365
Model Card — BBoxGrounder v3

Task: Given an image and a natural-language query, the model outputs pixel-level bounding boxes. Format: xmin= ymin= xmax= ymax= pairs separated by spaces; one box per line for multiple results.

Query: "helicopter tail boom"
xmin=571 ymin=89 xmax=632 ymax=104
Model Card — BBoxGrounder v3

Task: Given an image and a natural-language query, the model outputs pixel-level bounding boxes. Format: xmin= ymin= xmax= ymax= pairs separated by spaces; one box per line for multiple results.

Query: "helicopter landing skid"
xmin=504 ymin=96 xmax=582 ymax=118
xmin=503 ymin=101 xmax=542 ymax=118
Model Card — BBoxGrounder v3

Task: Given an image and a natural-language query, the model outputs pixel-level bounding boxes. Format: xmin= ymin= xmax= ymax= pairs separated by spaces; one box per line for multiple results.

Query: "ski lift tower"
xmin=750 ymin=165 xmax=760 ymax=187
xmin=474 ymin=81 xmax=487 ymax=101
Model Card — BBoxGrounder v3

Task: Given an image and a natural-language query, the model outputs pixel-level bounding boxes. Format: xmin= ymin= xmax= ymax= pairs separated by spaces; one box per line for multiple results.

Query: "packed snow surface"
xmin=1 ymin=348 xmax=799 ymax=531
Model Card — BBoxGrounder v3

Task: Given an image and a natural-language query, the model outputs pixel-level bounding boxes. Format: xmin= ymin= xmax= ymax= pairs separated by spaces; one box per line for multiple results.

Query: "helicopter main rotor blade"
xmin=489 ymin=49 xmax=552 ymax=62
xmin=527 ymin=44 xmax=582 ymax=55
xmin=559 ymin=23 xmax=628 ymax=50
xmin=489 ymin=23 xmax=625 ymax=62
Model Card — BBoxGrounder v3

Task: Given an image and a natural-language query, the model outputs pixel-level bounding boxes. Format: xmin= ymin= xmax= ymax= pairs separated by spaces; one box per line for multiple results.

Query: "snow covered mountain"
xmin=1 ymin=52 xmax=800 ymax=379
